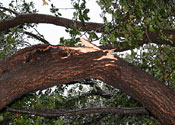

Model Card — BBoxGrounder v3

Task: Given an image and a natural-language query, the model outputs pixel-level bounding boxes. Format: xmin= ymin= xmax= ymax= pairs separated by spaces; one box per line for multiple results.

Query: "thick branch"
xmin=101 ymin=30 xmax=175 ymax=51
xmin=0 ymin=13 xmax=103 ymax=32
xmin=0 ymin=44 xmax=175 ymax=123
xmin=1 ymin=13 xmax=175 ymax=52
xmin=6 ymin=107 xmax=148 ymax=117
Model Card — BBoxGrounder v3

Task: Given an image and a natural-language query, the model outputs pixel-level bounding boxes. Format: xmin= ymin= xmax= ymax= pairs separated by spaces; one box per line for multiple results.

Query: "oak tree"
xmin=0 ymin=0 xmax=175 ymax=124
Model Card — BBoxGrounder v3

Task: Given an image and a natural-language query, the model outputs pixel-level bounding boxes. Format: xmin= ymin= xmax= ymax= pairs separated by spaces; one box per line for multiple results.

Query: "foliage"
xmin=97 ymin=0 xmax=175 ymax=46
xmin=0 ymin=0 xmax=175 ymax=124
xmin=0 ymin=0 xmax=38 ymax=60
xmin=125 ymin=44 xmax=175 ymax=89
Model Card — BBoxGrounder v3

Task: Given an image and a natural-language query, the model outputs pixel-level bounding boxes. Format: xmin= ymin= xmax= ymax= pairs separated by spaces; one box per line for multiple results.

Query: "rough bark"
xmin=0 ymin=44 xmax=175 ymax=124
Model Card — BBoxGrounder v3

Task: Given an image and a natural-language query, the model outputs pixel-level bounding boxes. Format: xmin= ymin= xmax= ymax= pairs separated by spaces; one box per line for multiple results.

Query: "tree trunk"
xmin=0 ymin=44 xmax=175 ymax=124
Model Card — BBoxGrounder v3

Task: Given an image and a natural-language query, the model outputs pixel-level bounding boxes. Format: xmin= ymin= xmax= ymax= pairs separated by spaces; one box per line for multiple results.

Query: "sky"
xmin=2 ymin=0 xmax=104 ymax=45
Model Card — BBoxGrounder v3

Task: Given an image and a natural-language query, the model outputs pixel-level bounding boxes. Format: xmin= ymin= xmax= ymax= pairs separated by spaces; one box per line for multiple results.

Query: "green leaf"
xmin=136 ymin=33 xmax=143 ymax=40
xmin=73 ymin=12 xmax=78 ymax=17
xmin=148 ymin=25 xmax=155 ymax=32
xmin=84 ymin=9 xmax=89 ymax=14
xmin=109 ymin=34 xmax=116 ymax=42
xmin=55 ymin=95 xmax=63 ymax=103
xmin=0 ymin=115 xmax=3 ymax=122
xmin=105 ymin=26 xmax=110 ymax=32
xmin=55 ymin=119 xmax=64 ymax=125
xmin=74 ymin=3 xmax=79 ymax=9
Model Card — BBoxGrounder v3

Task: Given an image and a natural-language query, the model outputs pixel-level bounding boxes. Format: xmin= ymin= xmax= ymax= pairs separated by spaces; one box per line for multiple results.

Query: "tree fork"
xmin=0 ymin=44 xmax=175 ymax=124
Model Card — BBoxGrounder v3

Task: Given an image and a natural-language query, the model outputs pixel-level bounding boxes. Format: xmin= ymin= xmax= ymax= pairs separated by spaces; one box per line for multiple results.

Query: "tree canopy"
xmin=0 ymin=0 xmax=175 ymax=124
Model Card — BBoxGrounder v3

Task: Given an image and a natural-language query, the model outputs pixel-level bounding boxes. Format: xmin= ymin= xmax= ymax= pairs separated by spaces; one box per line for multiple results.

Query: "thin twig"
xmin=24 ymin=31 xmax=50 ymax=44
xmin=0 ymin=6 xmax=19 ymax=15
xmin=145 ymin=28 xmax=152 ymax=43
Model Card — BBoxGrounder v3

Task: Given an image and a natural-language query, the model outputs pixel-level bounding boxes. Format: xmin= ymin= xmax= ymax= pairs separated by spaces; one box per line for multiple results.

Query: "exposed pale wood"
xmin=80 ymin=38 xmax=101 ymax=50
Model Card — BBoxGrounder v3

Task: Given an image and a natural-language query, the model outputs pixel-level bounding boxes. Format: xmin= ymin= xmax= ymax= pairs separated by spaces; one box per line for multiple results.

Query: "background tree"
xmin=0 ymin=0 xmax=175 ymax=124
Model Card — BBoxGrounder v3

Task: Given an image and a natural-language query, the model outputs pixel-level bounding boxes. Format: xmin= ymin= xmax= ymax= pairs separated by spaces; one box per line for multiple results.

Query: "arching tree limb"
xmin=1 ymin=13 xmax=175 ymax=52
xmin=0 ymin=14 xmax=103 ymax=32
xmin=0 ymin=44 xmax=175 ymax=124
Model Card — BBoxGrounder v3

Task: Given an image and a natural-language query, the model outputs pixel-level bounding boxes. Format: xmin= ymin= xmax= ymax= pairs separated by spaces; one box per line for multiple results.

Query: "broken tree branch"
xmin=0 ymin=43 xmax=175 ymax=123
xmin=80 ymin=38 xmax=101 ymax=50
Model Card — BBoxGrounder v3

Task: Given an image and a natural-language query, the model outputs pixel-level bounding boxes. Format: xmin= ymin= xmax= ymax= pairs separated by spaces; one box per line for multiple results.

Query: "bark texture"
xmin=0 ymin=44 xmax=175 ymax=124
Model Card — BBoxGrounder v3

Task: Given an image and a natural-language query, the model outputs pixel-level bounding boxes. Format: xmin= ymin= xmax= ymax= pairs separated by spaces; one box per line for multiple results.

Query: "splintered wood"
xmin=46 ymin=38 xmax=117 ymax=61
xmin=80 ymin=38 xmax=117 ymax=61
xmin=80 ymin=38 xmax=101 ymax=50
